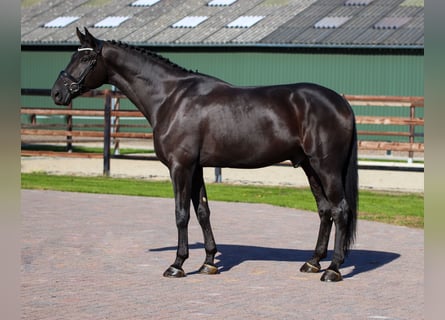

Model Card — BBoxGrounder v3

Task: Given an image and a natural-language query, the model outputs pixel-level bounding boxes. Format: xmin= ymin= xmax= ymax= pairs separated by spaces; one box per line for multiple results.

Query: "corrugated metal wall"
xmin=162 ymin=51 xmax=423 ymax=96
xmin=21 ymin=50 xmax=424 ymax=95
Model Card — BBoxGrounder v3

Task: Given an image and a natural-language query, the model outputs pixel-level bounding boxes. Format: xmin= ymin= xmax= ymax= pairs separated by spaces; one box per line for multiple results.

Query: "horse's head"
xmin=51 ymin=28 xmax=107 ymax=105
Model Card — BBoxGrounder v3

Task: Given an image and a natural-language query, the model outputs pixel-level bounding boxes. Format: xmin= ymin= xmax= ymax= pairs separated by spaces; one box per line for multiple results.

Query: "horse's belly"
xmin=199 ymin=138 xmax=296 ymax=168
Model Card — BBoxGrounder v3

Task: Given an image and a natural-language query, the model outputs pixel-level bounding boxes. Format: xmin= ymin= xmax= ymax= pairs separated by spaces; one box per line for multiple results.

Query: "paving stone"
xmin=21 ymin=190 xmax=423 ymax=319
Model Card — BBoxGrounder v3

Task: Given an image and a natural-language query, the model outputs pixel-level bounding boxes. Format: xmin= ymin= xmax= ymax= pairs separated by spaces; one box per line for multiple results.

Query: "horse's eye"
xmin=80 ymin=56 xmax=90 ymax=63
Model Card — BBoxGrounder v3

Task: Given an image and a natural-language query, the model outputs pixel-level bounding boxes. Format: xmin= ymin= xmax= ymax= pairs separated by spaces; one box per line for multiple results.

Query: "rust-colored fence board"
xmin=21 ymin=150 xmax=103 ymax=158
xmin=355 ymin=116 xmax=423 ymax=126
xmin=21 ymin=129 xmax=153 ymax=139
xmin=21 ymin=108 xmax=144 ymax=118
xmin=358 ymin=141 xmax=424 ymax=152
xmin=344 ymin=95 xmax=424 ymax=105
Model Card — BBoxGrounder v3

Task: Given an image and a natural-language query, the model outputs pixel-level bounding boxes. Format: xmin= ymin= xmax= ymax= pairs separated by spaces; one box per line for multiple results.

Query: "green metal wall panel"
xmin=161 ymin=52 xmax=423 ymax=96
xmin=21 ymin=50 xmax=423 ymax=96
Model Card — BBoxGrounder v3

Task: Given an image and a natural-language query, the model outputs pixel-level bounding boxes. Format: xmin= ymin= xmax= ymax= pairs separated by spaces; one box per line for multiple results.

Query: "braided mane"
xmin=107 ymin=40 xmax=194 ymax=74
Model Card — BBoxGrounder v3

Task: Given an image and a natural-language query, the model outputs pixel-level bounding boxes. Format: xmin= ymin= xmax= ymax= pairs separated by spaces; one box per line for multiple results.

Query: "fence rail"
xmin=344 ymin=94 xmax=423 ymax=155
xmin=21 ymin=89 xmax=424 ymax=174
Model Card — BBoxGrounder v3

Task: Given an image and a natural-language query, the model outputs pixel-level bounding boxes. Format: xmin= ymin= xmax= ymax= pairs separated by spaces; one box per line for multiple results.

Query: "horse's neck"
xmin=103 ymin=44 xmax=189 ymax=128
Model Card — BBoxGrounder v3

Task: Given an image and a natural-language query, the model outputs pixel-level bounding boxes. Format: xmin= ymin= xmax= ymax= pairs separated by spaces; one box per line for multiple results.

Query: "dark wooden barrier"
xmin=21 ymin=89 xmax=424 ymax=175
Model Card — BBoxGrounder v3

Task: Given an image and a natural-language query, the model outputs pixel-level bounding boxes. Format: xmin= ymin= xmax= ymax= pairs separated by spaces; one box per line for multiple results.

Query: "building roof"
xmin=21 ymin=0 xmax=424 ymax=49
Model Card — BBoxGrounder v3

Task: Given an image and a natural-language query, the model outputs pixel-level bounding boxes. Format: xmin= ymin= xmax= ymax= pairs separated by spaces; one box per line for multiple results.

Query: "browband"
xmin=77 ymin=47 xmax=94 ymax=52
xmin=77 ymin=40 xmax=103 ymax=54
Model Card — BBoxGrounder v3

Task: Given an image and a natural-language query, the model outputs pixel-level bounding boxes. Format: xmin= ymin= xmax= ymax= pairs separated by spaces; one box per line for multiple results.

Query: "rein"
xmin=59 ymin=41 xmax=103 ymax=94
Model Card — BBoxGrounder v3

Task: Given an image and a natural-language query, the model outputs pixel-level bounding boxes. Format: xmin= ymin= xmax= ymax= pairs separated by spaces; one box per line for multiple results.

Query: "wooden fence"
xmin=344 ymin=94 xmax=424 ymax=157
xmin=21 ymin=89 xmax=424 ymax=174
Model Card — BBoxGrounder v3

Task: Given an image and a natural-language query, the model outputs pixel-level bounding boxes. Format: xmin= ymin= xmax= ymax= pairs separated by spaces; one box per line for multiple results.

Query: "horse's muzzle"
xmin=51 ymin=82 xmax=71 ymax=106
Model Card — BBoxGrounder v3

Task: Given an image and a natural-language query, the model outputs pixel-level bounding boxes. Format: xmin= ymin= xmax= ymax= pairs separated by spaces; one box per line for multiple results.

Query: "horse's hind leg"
xmin=320 ymin=191 xmax=351 ymax=282
xmin=300 ymin=162 xmax=333 ymax=274
xmin=308 ymin=160 xmax=351 ymax=282
xmin=191 ymin=166 xmax=218 ymax=275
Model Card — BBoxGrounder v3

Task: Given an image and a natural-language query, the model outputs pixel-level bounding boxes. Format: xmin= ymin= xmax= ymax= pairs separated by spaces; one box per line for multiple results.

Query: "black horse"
xmin=52 ymin=28 xmax=358 ymax=282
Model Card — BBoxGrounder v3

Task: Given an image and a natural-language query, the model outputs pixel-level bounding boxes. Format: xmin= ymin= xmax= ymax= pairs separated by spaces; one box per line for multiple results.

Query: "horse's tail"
xmin=343 ymin=112 xmax=359 ymax=253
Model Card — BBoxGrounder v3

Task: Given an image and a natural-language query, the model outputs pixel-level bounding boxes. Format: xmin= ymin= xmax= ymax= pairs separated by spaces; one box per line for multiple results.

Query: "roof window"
xmin=226 ymin=16 xmax=264 ymax=28
xmin=172 ymin=16 xmax=208 ymax=28
xmin=44 ymin=16 xmax=80 ymax=28
xmin=208 ymin=0 xmax=237 ymax=6
xmin=344 ymin=0 xmax=374 ymax=5
xmin=94 ymin=16 xmax=130 ymax=28
xmin=314 ymin=16 xmax=351 ymax=29
xmin=373 ymin=17 xmax=412 ymax=29
xmin=130 ymin=0 xmax=161 ymax=6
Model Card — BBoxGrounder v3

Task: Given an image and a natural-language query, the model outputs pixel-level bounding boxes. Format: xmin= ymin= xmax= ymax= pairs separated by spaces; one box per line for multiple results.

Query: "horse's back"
xmin=191 ymin=81 xmax=353 ymax=168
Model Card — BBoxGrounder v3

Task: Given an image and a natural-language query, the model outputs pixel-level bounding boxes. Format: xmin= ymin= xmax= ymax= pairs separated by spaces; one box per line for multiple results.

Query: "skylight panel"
xmin=44 ymin=16 xmax=80 ymax=28
xmin=94 ymin=16 xmax=130 ymax=28
xmin=208 ymin=0 xmax=237 ymax=6
xmin=131 ymin=0 xmax=161 ymax=6
xmin=226 ymin=16 xmax=265 ymax=28
xmin=314 ymin=16 xmax=351 ymax=29
xmin=344 ymin=0 xmax=374 ymax=5
xmin=172 ymin=16 xmax=208 ymax=28
xmin=373 ymin=17 xmax=412 ymax=29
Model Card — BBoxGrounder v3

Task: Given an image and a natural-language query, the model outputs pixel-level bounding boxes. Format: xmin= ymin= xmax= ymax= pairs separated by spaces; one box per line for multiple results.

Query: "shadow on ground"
xmin=149 ymin=242 xmax=400 ymax=279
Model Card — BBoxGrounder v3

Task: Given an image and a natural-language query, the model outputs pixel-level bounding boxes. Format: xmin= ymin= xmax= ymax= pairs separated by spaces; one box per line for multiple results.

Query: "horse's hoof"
xmin=163 ymin=265 xmax=186 ymax=278
xmin=198 ymin=263 xmax=219 ymax=275
xmin=320 ymin=269 xmax=343 ymax=282
xmin=300 ymin=262 xmax=321 ymax=273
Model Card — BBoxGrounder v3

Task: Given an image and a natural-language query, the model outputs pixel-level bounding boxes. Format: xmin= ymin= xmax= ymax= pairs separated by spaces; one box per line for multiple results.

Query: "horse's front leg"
xmin=163 ymin=163 xmax=194 ymax=278
xmin=191 ymin=166 xmax=218 ymax=275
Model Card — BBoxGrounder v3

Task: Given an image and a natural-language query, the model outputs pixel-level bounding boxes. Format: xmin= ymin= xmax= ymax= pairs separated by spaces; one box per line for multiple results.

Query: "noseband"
xmin=59 ymin=41 xmax=103 ymax=95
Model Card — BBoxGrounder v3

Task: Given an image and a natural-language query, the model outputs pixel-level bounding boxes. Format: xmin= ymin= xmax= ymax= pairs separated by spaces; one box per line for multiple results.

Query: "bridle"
xmin=59 ymin=41 xmax=103 ymax=95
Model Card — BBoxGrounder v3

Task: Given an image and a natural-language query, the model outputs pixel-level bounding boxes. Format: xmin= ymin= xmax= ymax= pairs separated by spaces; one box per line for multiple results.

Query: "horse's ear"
xmin=76 ymin=27 xmax=86 ymax=43
xmin=84 ymin=27 xmax=93 ymax=40
xmin=82 ymin=27 xmax=102 ymax=51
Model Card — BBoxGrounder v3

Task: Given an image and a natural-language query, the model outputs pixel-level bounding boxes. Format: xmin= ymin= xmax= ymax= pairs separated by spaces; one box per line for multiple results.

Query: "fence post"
xmin=408 ymin=103 xmax=415 ymax=163
xmin=66 ymin=102 xmax=73 ymax=152
xmin=112 ymin=93 xmax=121 ymax=155
xmin=103 ymin=90 xmax=112 ymax=176
xmin=215 ymin=167 xmax=222 ymax=183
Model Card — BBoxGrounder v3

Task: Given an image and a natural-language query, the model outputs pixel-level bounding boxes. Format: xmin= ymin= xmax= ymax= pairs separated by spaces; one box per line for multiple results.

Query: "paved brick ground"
xmin=21 ymin=190 xmax=424 ymax=319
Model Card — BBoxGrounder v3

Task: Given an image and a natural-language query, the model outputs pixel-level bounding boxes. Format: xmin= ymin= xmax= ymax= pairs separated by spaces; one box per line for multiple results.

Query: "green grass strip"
xmin=21 ymin=172 xmax=423 ymax=228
